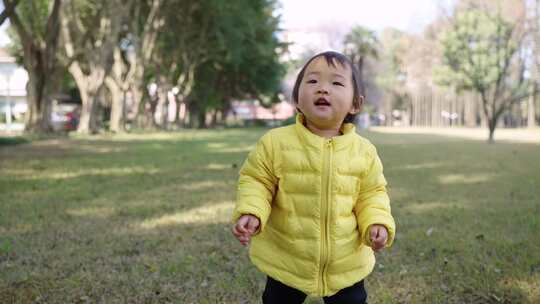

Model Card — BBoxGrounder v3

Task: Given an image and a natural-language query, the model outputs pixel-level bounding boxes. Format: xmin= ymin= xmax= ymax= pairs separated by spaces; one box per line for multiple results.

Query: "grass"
xmin=0 ymin=128 xmax=539 ymax=303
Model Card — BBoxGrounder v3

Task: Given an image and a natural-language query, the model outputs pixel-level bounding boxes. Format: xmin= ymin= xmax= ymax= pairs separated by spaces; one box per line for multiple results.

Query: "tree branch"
xmin=43 ymin=0 xmax=62 ymax=68
xmin=141 ymin=0 xmax=163 ymax=65
xmin=0 ymin=0 xmax=18 ymax=26
xmin=3 ymin=0 xmax=32 ymax=48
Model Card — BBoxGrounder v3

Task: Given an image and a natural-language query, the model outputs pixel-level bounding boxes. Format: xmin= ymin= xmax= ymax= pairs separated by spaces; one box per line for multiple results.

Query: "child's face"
xmin=297 ymin=57 xmax=358 ymax=129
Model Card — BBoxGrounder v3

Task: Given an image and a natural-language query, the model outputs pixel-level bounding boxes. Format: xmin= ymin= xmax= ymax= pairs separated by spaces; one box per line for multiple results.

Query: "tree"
xmin=436 ymin=5 xmax=530 ymax=142
xmin=344 ymin=26 xmax=379 ymax=98
xmin=125 ymin=0 xmax=163 ymax=129
xmin=177 ymin=0 xmax=284 ymax=128
xmin=145 ymin=0 xmax=202 ymax=129
xmin=526 ymin=0 xmax=539 ymax=127
xmin=375 ymin=28 xmax=408 ymax=125
xmin=2 ymin=0 xmax=63 ymax=133
xmin=104 ymin=42 xmax=135 ymax=133
xmin=61 ymin=0 xmax=125 ymax=133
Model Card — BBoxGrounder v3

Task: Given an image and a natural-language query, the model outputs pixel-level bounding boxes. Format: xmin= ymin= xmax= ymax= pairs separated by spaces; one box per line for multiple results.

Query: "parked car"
xmin=51 ymin=103 xmax=80 ymax=132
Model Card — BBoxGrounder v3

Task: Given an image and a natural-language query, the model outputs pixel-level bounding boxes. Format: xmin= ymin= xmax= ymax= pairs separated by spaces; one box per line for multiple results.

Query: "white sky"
xmin=0 ymin=1 xmax=455 ymax=47
xmin=0 ymin=23 xmax=9 ymax=47
xmin=278 ymin=0 xmax=454 ymax=33
xmin=276 ymin=0 xmax=456 ymax=59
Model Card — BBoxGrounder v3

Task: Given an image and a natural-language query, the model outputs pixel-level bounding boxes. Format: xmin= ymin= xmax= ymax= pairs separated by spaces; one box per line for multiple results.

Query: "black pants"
xmin=262 ymin=276 xmax=367 ymax=304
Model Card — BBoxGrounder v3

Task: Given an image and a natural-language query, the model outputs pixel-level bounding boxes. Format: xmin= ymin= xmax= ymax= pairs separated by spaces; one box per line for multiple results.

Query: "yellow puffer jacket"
xmin=232 ymin=114 xmax=396 ymax=297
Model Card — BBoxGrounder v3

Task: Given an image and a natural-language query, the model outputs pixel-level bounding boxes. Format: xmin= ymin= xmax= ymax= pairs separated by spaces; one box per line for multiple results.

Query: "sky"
xmin=0 ymin=0 xmax=455 ymax=47
xmin=275 ymin=0 xmax=455 ymax=59
xmin=278 ymin=0 xmax=454 ymax=33
xmin=0 ymin=24 xmax=9 ymax=47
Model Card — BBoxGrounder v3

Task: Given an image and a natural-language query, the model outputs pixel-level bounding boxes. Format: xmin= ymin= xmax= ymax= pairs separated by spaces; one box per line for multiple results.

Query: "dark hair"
xmin=292 ymin=51 xmax=364 ymax=124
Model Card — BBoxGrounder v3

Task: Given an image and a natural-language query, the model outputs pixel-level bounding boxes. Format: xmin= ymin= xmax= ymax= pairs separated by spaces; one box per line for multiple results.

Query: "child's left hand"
xmin=369 ymin=224 xmax=388 ymax=251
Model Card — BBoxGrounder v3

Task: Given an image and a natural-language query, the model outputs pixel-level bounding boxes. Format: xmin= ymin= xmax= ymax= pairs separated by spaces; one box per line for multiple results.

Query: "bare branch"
xmin=0 ymin=0 xmax=19 ymax=26
xmin=141 ymin=0 xmax=163 ymax=64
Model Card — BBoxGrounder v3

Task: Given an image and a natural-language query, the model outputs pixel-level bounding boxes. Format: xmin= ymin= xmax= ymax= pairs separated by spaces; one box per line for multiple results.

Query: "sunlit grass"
xmin=437 ymin=173 xmax=494 ymax=185
xmin=4 ymin=166 xmax=160 ymax=180
xmin=405 ymin=201 xmax=455 ymax=213
xmin=0 ymin=127 xmax=538 ymax=303
xmin=140 ymin=201 xmax=234 ymax=229
xmin=66 ymin=207 xmax=116 ymax=218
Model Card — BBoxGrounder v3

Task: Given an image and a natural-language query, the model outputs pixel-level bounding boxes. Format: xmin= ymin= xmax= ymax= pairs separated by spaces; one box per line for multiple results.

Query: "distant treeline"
xmin=1 ymin=0 xmax=539 ymax=142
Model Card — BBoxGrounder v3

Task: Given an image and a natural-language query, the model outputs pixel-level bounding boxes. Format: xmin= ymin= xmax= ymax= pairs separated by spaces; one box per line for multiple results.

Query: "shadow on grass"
xmin=0 ymin=136 xmax=30 ymax=147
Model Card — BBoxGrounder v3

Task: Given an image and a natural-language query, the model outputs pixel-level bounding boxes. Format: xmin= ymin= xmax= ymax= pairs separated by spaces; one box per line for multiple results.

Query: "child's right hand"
xmin=232 ymin=214 xmax=260 ymax=246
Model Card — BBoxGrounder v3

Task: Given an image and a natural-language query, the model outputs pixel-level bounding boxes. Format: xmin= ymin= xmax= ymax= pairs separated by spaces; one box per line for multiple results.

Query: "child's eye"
xmin=306 ymin=79 xmax=317 ymax=84
xmin=333 ymin=81 xmax=344 ymax=86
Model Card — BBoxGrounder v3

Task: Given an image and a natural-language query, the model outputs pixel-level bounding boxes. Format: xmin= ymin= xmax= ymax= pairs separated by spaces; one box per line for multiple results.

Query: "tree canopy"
xmin=436 ymin=6 xmax=531 ymax=141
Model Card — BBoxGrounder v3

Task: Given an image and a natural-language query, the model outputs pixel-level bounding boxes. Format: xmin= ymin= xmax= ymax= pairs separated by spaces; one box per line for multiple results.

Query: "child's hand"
xmin=369 ymin=224 xmax=388 ymax=251
xmin=232 ymin=214 xmax=260 ymax=246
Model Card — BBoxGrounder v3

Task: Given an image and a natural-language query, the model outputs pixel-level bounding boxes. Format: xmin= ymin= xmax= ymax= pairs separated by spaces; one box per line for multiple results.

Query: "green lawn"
xmin=0 ymin=128 xmax=539 ymax=303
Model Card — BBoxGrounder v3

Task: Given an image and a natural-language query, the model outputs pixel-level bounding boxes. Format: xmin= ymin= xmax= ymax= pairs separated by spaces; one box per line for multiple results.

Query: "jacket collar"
xmin=294 ymin=113 xmax=357 ymax=150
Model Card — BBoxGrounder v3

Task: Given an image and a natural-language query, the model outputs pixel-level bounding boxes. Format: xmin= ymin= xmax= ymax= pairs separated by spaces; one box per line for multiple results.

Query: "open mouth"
xmin=314 ymin=98 xmax=331 ymax=107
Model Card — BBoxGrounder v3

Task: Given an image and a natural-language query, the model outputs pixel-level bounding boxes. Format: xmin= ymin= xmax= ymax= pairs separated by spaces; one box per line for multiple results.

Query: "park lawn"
xmin=0 ymin=128 xmax=539 ymax=304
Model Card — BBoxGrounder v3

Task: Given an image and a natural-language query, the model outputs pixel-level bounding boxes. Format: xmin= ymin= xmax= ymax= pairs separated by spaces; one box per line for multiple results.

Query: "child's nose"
xmin=317 ymin=85 xmax=329 ymax=95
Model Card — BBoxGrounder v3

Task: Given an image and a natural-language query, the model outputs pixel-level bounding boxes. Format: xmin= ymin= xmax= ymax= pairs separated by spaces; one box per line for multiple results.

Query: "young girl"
xmin=232 ymin=51 xmax=395 ymax=304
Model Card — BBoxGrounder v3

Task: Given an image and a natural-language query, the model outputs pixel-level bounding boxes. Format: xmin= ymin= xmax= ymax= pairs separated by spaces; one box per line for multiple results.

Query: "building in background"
xmin=229 ymin=100 xmax=295 ymax=126
xmin=0 ymin=47 xmax=28 ymax=131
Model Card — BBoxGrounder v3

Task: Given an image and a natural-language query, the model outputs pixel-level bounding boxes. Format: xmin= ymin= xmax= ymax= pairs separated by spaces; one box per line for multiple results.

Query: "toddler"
xmin=232 ymin=51 xmax=395 ymax=304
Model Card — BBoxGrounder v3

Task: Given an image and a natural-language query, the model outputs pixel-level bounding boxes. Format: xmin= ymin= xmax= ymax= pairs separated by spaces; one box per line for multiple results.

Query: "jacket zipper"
xmin=319 ymin=139 xmax=333 ymax=295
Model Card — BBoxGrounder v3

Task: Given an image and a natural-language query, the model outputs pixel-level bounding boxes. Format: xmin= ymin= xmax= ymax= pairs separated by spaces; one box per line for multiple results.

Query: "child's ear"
xmin=349 ymin=95 xmax=364 ymax=114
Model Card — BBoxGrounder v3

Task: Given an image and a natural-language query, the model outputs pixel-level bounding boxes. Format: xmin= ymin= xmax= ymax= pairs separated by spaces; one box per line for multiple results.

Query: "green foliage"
xmin=189 ymin=0 xmax=285 ymax=110
xmin=5 ymin=27 xmax=23 ymax=65
xmin=15 ymin=0 xmax=51 ymax=38
xmin=435 ymin=9 xmax=516 ymax=92
xmin=147 ymin=0 xmax=285 ymax=121
xmin=5 ymin=0 xmax=53 ymax=64
xmin=376 ymin=29 xmax=407 ymax=90
xmin=343 ymin=25 xmax=380 ymax=98
xmin=375 ymin=28 xmax=411 ymax=111
xmin=344 ymin=26 xmax=379 ymax=62
xmin=6 ymin=0 xmax=285 ymax=130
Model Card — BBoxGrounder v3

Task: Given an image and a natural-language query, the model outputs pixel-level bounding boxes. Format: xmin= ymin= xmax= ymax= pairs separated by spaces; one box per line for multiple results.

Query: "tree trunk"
xmin=529 ymin=0 xmax=539 ymax=127
xmin=187 ymin=100 xmax=206 ymax=129
xmin=198 ymin=109 xmax=207 ymax=129
xmin=61 ymin=1 xmax=120 ymax=134
xmin=105 ymin=76 xmax=124 ymax=132
xmin=127 ymin=0 xmax=163 ymax=129
xmin=528 ymin=88 xmax=537 ymax=128
xmin=5 ymin=0 xmax=63 ymax=133
xmin=129 ymin=85 xmax=143 ymax=127
xmin=357 ymin=57 xmax=366 ymax=98
xmin=149 ymin=96 xmax=159 ymax=129
xmin=174 ymin=98 xmax=182 ymax=127
xmin=76 ymin=86 xmax=103 ymax=134
xmin=488 ymin=118 xmax=496 ymax=143
xmin=23 ymin=65 xmax=55 ymax=133
xmin=76 ymin=88 xmax=92 ymax=134
xmin=105 ymin=45 xmax=133 ymax=133
xmin=130 ymin=70 xmax=145 ymax=126
xmin=176 ymin=95 xmax=190 ymax=128
xmin=464 ymin=92 xmax=476 ymax=127
xmin=68 ymin=65 xmax=107 ymax=134
xmin=157 ymin=85 xmax=169 ymax=129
